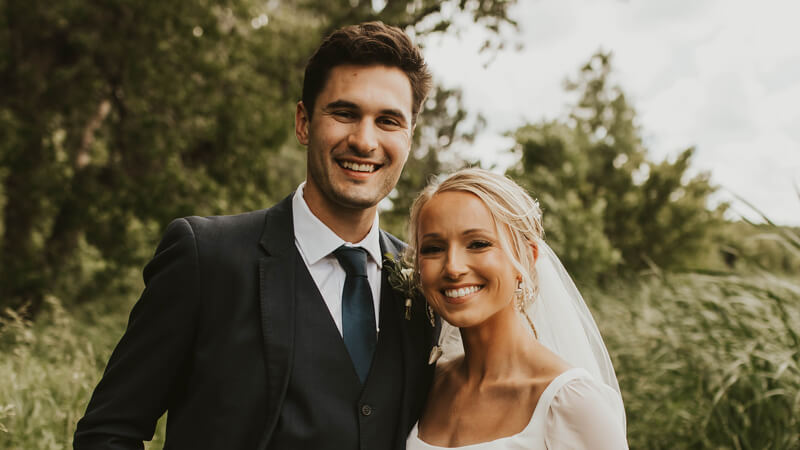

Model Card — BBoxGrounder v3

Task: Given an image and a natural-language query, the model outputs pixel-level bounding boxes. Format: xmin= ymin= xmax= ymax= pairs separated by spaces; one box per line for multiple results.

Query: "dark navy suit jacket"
xmin=74 ymin=194 xmax=438 ymax=449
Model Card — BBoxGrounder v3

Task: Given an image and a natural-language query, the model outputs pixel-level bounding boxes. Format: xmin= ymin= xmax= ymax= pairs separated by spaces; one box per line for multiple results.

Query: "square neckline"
xmin=409 ymin=367 xmax=592 ymax=449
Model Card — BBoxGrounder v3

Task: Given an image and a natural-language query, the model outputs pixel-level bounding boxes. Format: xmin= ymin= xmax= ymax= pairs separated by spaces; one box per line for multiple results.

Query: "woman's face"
xmin=416 ymin=191 xmax=519 ymax=328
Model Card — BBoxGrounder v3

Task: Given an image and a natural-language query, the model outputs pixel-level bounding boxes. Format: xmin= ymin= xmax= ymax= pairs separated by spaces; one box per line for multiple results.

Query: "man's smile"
xmin=336 ymin=159 xmax=383 ymax=175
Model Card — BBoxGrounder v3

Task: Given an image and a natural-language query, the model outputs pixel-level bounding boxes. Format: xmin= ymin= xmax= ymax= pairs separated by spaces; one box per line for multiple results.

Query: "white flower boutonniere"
xmin=384 ymin=252 xmax=436 ymax=328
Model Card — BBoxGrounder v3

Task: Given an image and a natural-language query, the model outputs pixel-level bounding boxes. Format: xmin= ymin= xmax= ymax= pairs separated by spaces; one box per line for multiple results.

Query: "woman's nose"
xmin=443 ymin=248 xmax=468 ymax=280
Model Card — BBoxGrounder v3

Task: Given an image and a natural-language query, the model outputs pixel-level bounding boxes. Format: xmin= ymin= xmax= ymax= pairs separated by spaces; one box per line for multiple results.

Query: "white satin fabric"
xmin=406 ymin=368 xmax=628 ymax=450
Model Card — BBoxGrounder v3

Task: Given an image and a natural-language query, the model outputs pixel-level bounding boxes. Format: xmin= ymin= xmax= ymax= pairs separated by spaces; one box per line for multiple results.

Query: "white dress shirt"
xmin=292 ymin=182 xmax=383 ymax=335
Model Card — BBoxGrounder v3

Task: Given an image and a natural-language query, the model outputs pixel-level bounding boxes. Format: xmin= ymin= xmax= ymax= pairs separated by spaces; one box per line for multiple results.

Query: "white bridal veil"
xmin=437 ymin=240 xmax=621 ymax=396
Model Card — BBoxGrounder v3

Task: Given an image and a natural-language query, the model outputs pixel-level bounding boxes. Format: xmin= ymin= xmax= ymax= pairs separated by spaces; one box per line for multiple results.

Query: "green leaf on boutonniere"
xmin=384 ymin=252 xmax=434 ymax=327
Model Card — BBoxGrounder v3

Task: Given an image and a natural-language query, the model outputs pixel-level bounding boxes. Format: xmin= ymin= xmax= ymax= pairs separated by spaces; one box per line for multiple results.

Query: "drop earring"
xmin=515 ymin=280 xmax=539 ymax=339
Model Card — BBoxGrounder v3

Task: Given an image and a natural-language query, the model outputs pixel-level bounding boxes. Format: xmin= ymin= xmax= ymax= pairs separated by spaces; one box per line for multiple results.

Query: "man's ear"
xmin=295 ymin=101 xmax=310 ymax=145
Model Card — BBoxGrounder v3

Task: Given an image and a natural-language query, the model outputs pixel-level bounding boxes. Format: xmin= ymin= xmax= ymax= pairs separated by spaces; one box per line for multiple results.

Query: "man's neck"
xmin=303 ymin=192 xmax=377 ymax=243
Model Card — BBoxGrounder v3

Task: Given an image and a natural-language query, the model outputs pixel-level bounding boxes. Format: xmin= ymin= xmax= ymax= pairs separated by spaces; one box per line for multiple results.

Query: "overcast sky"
xmin=421 ymin=0 xmax=800 ymax=225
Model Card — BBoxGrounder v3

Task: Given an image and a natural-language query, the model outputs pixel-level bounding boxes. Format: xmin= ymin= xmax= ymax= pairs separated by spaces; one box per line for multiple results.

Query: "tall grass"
xmin=0 ymin=291 xmax=168 ymax=449
xmin=593 ymin=271 xmax=800 ymax=449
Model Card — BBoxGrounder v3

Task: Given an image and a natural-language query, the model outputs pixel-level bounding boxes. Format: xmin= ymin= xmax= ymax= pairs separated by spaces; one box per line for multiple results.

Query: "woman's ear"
xmin=529 ymin=240 xmax=539 ymax=263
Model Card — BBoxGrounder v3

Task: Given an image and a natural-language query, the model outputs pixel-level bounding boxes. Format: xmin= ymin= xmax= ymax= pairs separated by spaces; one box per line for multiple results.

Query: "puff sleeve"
xmin=544 ymin=376 xmax=628 ymax=450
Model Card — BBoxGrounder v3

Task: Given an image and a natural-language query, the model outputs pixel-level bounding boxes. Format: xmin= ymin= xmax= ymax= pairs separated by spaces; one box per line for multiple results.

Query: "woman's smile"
xmin=441 ymin=285 xmax=484 ymax=304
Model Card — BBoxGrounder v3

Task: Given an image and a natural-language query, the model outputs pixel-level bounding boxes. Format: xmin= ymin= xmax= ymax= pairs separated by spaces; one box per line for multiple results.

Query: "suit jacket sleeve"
xmin=74 ymin=218 xmax=201 ymax=449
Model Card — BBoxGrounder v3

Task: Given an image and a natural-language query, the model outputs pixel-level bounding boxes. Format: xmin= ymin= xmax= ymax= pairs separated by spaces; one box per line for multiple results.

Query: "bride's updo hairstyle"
xmin=408 ymin=168 xmax=544 ymax=304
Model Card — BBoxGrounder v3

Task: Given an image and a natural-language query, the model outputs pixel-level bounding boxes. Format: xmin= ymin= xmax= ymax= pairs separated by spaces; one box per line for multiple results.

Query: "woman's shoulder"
xmin=542 ymin=369 xmax=628 ymax=449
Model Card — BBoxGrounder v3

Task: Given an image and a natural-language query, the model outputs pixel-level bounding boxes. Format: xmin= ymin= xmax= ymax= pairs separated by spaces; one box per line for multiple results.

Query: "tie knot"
xmin=333 ymin=246 xmax=369 ymax=277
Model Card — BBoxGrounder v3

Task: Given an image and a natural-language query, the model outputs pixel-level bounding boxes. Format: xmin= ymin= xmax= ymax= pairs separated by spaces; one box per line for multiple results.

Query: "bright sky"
xmin=422 ymin=0 xmax=800 ymax=225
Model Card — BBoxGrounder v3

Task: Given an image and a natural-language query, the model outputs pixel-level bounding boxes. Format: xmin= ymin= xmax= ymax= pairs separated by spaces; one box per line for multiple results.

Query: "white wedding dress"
xmin=406 ymin=368 xmax=627 ymax=450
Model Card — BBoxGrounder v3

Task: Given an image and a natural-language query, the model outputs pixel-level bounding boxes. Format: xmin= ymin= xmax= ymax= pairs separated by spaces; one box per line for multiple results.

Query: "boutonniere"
xmin=384 ymin=252 xmax=436 ymax=328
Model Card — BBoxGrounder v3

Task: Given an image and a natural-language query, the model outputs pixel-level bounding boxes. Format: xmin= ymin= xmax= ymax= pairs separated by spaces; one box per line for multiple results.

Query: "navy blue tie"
xmin=333 ymin=246 xmax=376 ymax=383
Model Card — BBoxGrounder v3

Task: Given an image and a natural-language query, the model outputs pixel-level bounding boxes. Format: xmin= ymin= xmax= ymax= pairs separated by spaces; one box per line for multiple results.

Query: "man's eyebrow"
xmin=323 ymin=100 xmax=358 ymax=110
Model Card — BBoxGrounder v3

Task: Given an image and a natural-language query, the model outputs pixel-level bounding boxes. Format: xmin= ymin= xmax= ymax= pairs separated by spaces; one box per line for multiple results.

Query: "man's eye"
xmin=419 ymin=245 xmax=443 ymax=255
xmin=468 ymin=240 xmax=492 ymax=250
xmin=378 ymin=117 xmax=401 ymax=127
xmin=333 ymin=110 xmax=355 ymax=119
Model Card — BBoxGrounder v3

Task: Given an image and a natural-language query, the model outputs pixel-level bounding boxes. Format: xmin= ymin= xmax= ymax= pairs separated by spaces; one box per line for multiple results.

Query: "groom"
xmin=74 ymin=22 xmax=438 ymax=449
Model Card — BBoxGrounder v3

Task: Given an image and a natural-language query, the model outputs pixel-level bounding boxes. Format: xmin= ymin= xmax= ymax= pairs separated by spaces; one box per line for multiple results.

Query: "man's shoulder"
xmin=180 ymin=194 xmax=292 ymax=236
xmin=168 ymin=194 xmax=293 ymax=250
xmin=183 ymin=208 xmax=267 ymax=229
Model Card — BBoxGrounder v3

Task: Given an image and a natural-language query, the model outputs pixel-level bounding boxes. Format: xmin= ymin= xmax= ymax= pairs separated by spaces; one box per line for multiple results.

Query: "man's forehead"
xmin=318 ymin=64 xmax=413 ymax=112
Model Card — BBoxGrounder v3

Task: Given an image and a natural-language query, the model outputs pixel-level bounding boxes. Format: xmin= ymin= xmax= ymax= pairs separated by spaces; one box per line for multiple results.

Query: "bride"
xmin=405 ymin=168 xmax=628 ymax=449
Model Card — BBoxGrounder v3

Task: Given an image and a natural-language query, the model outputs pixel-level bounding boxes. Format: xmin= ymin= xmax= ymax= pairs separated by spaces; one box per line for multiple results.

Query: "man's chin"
xmin=333 ymin=195 xmax=381 ymax=211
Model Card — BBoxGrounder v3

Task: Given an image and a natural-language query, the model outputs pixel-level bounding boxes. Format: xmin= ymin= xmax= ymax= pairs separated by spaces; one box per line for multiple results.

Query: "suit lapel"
xmin=256 ymin=195 xmax=297 ymax=448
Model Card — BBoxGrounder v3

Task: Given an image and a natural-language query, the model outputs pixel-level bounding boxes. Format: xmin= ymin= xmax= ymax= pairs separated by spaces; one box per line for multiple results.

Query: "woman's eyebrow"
xmin=462 ymin=228 xmax=491 ymax=236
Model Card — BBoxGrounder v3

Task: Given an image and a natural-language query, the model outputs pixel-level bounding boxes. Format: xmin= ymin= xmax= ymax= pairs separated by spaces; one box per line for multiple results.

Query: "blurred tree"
xmin=0 ymin=0 xmax=517 ymax=315
xmin=508 ymin=52 xmax=725 ymax=281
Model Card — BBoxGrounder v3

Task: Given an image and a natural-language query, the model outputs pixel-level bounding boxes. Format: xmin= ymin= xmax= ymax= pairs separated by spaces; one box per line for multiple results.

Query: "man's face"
xmin=296 ymin=64 xmax=414 ymax=215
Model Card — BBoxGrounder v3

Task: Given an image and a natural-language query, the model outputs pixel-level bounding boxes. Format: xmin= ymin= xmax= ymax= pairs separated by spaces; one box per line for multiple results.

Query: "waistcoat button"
xmin=360 ymin=404 xmax=373 ymax=416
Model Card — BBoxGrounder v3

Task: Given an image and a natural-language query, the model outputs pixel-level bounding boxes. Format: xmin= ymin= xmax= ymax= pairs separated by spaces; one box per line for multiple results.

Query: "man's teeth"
xmin=444 ymin=286 xmax=482 ymax=298
xmin=341 ymin=161 xmax=376 ymax=173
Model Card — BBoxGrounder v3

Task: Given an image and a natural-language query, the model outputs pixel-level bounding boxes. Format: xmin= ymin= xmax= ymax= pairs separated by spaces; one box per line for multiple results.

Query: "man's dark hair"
xmin=302 ymin=21 xmax=432 ymax=125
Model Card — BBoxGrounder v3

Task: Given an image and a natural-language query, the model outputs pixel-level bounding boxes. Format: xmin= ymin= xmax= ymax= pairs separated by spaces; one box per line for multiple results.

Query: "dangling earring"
xmin=514 ymin=282 xmax=526 ymax=313
xmin=516 ymin=280 xmax=539 ymax=339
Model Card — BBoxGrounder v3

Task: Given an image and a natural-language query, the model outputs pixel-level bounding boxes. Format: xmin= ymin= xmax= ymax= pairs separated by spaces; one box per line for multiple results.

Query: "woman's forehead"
xmin=417 ymin=191 xmax=508 ymax=237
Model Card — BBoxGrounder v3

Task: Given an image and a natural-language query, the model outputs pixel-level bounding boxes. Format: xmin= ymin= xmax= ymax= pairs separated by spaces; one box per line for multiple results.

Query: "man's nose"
xmin=347 ymin=119 xmax=378 ymax=154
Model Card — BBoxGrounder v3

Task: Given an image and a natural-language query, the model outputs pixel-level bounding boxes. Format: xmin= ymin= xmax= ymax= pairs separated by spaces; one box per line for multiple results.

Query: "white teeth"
xmin=444 ymin=285 xmax=482 ymax=298
xmin=340 ymin=161 xmax=376 ymax=173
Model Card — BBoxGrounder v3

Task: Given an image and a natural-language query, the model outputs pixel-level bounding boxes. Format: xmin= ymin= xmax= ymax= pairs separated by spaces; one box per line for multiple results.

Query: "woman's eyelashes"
xmin=419 ymin=244 xmax=443 ymax=255
xmin=419 ymin=240 xmax=493 ymax=255
xmin=468 ymin=240 xmax=492 ymax=250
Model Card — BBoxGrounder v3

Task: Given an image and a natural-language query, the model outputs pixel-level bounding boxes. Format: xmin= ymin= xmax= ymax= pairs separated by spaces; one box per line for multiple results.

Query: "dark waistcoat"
xmin=268 ymin=254 xmax=404 ymax=449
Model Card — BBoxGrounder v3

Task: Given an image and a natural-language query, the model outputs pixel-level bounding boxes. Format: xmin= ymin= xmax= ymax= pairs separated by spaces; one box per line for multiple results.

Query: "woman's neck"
xmin=458 ymin=306 xmax=538 ymax=385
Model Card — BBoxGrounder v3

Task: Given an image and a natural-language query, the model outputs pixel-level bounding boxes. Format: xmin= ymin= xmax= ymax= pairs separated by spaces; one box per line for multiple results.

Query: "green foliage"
xmin=507 ymin=52 xmax=725 ymax=281
xmin=0 ymin=295 xmax=135 ymax=449
xmin=713 ymin=221 xmax=800 ymax=275
xmin=0 ymin=0 xmax=516 ymax=315
xmin=509 ymin=121 xmax=621 ymax=278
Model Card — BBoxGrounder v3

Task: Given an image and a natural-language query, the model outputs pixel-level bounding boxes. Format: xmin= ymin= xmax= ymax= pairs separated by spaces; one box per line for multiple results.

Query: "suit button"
xmin=360 ymin=404 xmax=373 ymax=416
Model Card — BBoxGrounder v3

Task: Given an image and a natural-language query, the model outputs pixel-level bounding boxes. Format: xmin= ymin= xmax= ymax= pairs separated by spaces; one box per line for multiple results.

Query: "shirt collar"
xmin=292 ymin=182 xmax=383 ymax=268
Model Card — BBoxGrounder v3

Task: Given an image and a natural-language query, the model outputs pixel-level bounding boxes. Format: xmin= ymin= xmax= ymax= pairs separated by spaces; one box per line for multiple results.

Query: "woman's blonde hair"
xmin=408 ymin=168 xmax=544 ymax=303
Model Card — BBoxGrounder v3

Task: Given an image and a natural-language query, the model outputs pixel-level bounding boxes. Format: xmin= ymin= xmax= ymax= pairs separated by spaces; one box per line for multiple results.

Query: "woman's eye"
xmin=419 ymin=245 xmax=443 ymax=255
xmin=468 ymin=240 xmax=492 ymax=250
